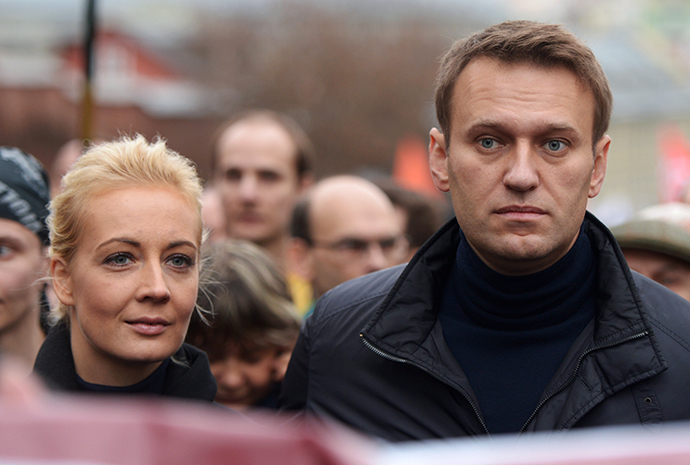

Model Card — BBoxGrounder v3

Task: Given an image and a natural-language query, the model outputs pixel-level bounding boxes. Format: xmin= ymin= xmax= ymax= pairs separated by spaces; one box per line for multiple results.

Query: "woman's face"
xmin=52 ymin=186 xmax=201 ymax=386
xmin=0 ymin=219 xmax=47 ymax=337
xmin=210 ymin=343 xmax=291 ymax=410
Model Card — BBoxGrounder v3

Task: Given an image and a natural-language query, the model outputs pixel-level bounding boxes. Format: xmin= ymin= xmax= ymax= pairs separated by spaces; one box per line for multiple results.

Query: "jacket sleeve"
xmin=278 ymin=310 xmax=314 ymax=411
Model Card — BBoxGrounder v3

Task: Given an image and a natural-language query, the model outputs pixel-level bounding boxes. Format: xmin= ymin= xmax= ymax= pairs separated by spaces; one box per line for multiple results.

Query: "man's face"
xmin=307 ymin=182 xmax=407 ymax=297
xmin=214 ymin=121 xmax=306 ymax=249
xmin=430 ymin=58 xmax=609 ymax=275
xmin=622 ymin=248 xmax=690 ymax=301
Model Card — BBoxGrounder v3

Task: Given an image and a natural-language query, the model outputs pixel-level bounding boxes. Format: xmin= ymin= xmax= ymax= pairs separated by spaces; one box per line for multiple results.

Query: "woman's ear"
xmin=50 ymin=257 xmax=74 ymax=307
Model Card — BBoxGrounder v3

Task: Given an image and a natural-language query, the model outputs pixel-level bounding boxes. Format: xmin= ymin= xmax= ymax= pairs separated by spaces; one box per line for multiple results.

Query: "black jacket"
xmin=34 ymin=323 xmax=217 ymax=402
xmin=279 ymin=213 xmax=690 ymax=441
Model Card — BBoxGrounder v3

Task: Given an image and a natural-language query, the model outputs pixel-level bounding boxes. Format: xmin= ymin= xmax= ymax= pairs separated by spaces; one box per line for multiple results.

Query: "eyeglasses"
xmin=310 ymin=235 xmax=409 ymax=262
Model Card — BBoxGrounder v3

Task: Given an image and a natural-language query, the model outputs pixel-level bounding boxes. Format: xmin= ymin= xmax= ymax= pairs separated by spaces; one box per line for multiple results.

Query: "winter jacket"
xmin=279 ymin=212 xmax=690 ymax=442
xmin=33 ymin=323 xmax=217 ymax=402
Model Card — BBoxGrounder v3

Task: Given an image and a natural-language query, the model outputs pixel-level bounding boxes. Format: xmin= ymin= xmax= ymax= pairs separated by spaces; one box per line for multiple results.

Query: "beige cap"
xmin=611 ymin=202 xmax=690 ymax=264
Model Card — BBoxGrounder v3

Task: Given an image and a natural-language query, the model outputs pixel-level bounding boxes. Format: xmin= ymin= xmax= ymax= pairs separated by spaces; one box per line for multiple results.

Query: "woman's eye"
xmin=168 ymin=254 xmax=193 ymax=269
xmin=545 ymin=140 xmax=566 ymax=151
xmin=105 ymin=253 xmax=132 ymax=266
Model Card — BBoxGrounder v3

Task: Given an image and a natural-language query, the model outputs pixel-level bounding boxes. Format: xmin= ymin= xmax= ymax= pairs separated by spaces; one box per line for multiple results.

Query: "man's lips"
xmin=236 ymin=212 xmax=262 ymax=223
xmin=495 ymin=206 xmax=546 ymax=218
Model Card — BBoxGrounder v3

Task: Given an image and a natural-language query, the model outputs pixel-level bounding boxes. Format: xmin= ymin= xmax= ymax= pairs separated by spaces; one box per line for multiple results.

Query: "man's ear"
xmin=588 ymin=135 xmax=611 ymax=199
xmin=50 ymin=257 xmax=74 ymax=307
xmin=429 ymin=128 xmax=451 ymax=193
xmin=285 ymin=237 xmax=316 ymax=283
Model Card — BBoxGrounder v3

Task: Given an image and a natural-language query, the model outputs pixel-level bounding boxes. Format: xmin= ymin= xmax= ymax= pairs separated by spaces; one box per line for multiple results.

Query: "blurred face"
xmin=430 ymin=58 xmax=609 ymax=275
xmin=210 ymin=344 xmax=290 ymax=410
xmin=215 ymin=121 xmax=308 ymax=250
xmin=52 ymin=187 xmax=201 ymax=386
xmin=0 ymin=219 xmax=46 ymax=336
xmin=307 ymin=185 xmax=407 ymax=297
xmin=622 ymin=248 xmax=690 ymax=301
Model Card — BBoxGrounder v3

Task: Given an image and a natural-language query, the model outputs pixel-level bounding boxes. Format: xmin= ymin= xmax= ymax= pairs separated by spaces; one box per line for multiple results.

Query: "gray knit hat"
xmin=0 ymin=147 xmax=50 ymax=245
xmin=610 ymin=202 xmax=690 ymax=265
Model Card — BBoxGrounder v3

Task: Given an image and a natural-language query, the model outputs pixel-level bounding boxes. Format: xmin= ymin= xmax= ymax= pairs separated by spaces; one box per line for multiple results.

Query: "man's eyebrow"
xmin=467 ymin=119 xmax=580 ymax=134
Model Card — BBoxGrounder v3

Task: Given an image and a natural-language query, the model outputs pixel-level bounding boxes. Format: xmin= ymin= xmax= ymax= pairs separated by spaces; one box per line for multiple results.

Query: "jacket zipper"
xmin=518 ymin=330 xmax=650 ymax=434
xmin=360 ymin=334 xmax=492 ymax=437
xmin=362 ymin=329 xmax=650 ymax=437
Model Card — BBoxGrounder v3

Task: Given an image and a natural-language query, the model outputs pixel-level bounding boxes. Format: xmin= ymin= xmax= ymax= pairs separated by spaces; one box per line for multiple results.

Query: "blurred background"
xmin=2 ymin=0 xmax=690 ymax=225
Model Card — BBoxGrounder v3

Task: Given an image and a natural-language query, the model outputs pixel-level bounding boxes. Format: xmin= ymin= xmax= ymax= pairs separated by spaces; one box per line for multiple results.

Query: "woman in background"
xmin=0 ymin=147 xmax=50 ymax=375
xmin=186 ymin=239 xmax=300 ymax=410
xmin=33 ymin=135 xmax=216 ymax=401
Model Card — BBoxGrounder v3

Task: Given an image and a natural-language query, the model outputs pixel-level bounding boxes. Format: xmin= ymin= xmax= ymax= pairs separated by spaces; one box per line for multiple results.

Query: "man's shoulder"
xmin=311 ymin=264 xmax=406 ymax=324
xmin=633 ymin=271 xmax=690 ymax=352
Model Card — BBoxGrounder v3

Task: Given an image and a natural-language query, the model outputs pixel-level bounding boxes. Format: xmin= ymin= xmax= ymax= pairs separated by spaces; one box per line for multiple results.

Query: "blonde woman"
xmin=33 ymin=135 xmax=216 ymax=400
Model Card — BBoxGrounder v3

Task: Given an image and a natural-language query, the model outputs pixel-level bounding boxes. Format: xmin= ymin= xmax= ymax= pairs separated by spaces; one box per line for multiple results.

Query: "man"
xmin=279 ymin=20 xmax=690 ymax=441
xmin=287 ymin=175 xmax=408 ymax=306
xmin=374 ymin=179 xmax=448 ymax=262
xmin=0 ymin=147 xmax=50 ymax=375
xmin=611 ymin=202 xmax=690 ymax=301
xmin=212 ymin=110 xmax=315 ymax=268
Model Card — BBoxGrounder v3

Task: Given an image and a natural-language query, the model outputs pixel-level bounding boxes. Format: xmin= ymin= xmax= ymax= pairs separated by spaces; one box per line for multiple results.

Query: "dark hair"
xmin=210 ymin=110 xmax=316 ymax=181
xmin=186 ymin=240 xmax=300 ymax=361
xmin=289 ymin=196 xmax=312 ymax=244
xmin=374 ymin=180 xmax=448 ymax=249
xmin=435 ymin=20 xmax=612 ymax=147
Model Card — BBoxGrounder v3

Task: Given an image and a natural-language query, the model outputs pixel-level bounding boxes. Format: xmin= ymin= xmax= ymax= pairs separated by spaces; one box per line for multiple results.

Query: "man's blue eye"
xmin=480 ymin=138 xmax=495 ymax=149
xmin=547 ymin=140 xmax=565 ymax=151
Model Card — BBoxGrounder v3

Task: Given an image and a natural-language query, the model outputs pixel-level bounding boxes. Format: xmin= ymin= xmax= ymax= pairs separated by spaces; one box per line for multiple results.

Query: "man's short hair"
xmin=211 ymin=109 xmax=316 ymax=181
xmin=434 ymin=20 xmax=613 ymax=146
xmin=374 ymin=180 xmax=448 ymax=250
xmin=290 ymin=196 xmax=312 ymax=244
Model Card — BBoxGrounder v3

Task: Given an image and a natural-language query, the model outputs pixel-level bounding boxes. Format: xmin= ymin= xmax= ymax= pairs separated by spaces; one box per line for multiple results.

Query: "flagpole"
xmin=81 ymin=0 xmax=96 ymax=142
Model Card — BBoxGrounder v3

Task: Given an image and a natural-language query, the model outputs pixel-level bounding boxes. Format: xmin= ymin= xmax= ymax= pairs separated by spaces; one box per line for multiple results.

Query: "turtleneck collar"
xmin=451 ymin=225 xmax=596 ymax=331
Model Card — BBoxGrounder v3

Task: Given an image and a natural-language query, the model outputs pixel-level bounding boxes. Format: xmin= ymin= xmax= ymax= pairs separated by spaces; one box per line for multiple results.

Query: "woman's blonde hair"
xmin=48 ymin=134 xmax=204 ymax=323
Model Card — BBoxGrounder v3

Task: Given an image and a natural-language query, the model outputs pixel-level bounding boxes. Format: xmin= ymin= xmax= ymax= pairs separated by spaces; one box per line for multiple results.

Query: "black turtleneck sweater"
xmin=438 ymin=226 xmax=597 ymax=434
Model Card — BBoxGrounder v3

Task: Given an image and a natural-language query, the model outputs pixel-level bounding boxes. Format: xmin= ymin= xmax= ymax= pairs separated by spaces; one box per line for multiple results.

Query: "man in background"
xmin=287 ymin=175 xmax=408 ymax=307
xmin=211 ymin=110 xmax=315 ymax=268
xmin=211 ymin=110 xmax=315 ymax=313
xmin=611 ymin=202 xmax=690 ymax=301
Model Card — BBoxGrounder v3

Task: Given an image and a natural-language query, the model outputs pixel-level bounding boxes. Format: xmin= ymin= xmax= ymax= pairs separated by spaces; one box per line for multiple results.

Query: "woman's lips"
xmin=126 ymin=318 xmax=170 ymax=336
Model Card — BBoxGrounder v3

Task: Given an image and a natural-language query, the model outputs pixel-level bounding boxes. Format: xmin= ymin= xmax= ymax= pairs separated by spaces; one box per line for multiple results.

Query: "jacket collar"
xmin=33 ymin=322 xmax=216 ymax=402
xmin=362 ymin=212 xmax=665 ymax=388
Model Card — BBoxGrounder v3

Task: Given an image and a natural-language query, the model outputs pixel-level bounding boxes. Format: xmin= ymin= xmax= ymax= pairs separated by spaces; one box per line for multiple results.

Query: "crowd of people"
xmin=3 ymin=19 xmax=690 ymax=452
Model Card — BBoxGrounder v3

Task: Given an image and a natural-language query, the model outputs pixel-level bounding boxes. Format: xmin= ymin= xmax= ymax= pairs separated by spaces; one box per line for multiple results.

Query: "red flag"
xmin=392 ymin=135 xmax=443 ymax=199
xmin=658 ymin=124 xmax=690 ymax=202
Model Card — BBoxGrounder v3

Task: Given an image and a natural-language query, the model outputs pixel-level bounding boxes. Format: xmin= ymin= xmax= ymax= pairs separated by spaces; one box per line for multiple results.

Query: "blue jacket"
xmin=280 ymin=213 xmax=690 ymax=441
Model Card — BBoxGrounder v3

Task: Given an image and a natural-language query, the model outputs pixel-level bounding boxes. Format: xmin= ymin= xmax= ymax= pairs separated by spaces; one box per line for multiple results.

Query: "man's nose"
xmin=238 ymin=176 xmax=259 ymax=200
xmin=362 ymin=242 xmax=391 ymax=274
xmin=503 ymin=142 xmax=539 ymax=192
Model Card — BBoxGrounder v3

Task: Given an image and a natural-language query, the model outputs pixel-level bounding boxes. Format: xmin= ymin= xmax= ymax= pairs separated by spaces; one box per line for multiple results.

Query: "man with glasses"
xmin=287 ymin=175 xmax=408 ymax=313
